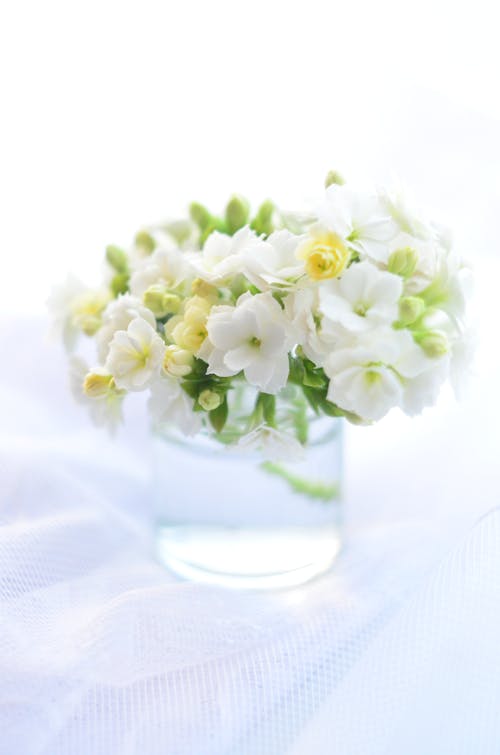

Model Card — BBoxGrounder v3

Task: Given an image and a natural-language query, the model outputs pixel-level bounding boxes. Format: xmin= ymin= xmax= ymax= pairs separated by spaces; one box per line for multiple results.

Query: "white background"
xmin=1 ymin=0 xmax=499 ymax=313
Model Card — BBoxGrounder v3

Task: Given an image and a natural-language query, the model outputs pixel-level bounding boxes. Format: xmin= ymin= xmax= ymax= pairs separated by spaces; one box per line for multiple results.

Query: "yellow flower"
xmin=298 ymin=229 xmax=351 ymax=281
xmin=165 ymin=295 xmax=212 ymax=352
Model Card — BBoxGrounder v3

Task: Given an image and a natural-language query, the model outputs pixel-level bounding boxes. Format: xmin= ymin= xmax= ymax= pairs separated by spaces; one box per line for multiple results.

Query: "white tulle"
xmin=1 ymin=315 xmax=499 ymax=755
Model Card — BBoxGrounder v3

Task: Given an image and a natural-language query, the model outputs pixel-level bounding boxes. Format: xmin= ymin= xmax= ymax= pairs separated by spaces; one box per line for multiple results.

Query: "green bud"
xmin=415 ymin=329 xmax=449 ymax=358
xmin=325 ymin=170 xmax=345 ymax=188
xmin=199 ymin=217 xmax=227 ymax=246
xmin=110 ymin=273 xmax=130 ymax=297
xmin=198 ymin=388 xmax=223 ymax=411
xmin=106 ymin=245 xmax=128 ymax=274
xmin=143 ymin=285 xmax=181 ymax=317
xmin=398 ymin=296 xmax=426 ymax=326
xmin=250 ymin=199 xmax=274 ymax=237
xmin=189 ymin=202 xmax=212 ymax=231
xmin=164 ymin=219 xmax=193 ymax=245
xmin=134 ymin=230 xmax=156 ymax=255
xmin=388 ymin=247 xmax=419 ymax=278
xmin=225 ymin=194 xmax=250 ymax=234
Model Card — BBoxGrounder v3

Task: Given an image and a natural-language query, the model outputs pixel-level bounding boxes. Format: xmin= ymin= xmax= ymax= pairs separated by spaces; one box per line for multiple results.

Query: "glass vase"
xmin=153 ymin=387 xmax=343 ymax=589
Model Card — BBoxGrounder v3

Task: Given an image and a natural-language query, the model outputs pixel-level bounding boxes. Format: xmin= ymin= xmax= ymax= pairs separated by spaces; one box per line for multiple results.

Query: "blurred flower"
xmin=148 ymin=375 xmax=201 ymax=436
xmin=236 ymin=424 xmax=305 ymax=462
xmin=69 ymin=357 xmax=124 ymax=432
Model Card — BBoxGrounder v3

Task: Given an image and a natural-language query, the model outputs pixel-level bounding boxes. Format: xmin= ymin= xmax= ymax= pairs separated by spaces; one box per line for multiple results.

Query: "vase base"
xmin=156 ymin=524 xmax=341 ymax=589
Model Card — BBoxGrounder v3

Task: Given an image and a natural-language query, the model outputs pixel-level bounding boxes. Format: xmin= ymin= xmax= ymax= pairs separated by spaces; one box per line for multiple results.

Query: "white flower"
xmin=402 ymin=359 xmax=449 ymax=415
xmin=316 ymin=184 xmax=397 ymax=262
xmin=96 ymin=294 xmax=157 ymax=362
xmin=148 ymin=376 xmax=201 ymax=436
xmin=47 ymin=276 xmax=110 ymax=349
xmin=235 ymin=424 xmax=305 ymax=462
xmin=129 ymin=245 xmax=189 ymax=297
xmin=241 ymin=229 xmax=306 ymax=291
xmin=198 ymin=292 xmax=295 ymax=394
xmin=69 ymin=356 xmax=124 ymax=432
xmin=105 ymin=317 xmax=165 ymax=391
xmin=378 ymin=185 xmax=434 ymax=241
xmin=420 ymin=251 xmax=473 ymax=323
xmin=386 ymin=233 xmax=442 ymax=293
xmin=324 ymin=329 xmax=439 ymax=421
xmin=284 ymin=287 xmax=338 ymax=365
xmin=186 ymin=226 xmax=266 ymax=284
xmin=319 ymin=261 xmax=402 ymax=334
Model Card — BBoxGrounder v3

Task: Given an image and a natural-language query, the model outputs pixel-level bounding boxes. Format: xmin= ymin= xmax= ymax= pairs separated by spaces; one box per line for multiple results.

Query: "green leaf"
xmin=318 ymin=397 xmax=345 ymax=417
xmin=302 ymin=368 xmax=327 ymax=388
xmin=261 ymin=462 xmax=340 ymax=502
xmin=292 ymin=398 xmax=308 ymax=444
xmin=288 ymin=354 xmax=305 ymax=385
xmin=257 ymin=393 xmax=276 ymax=427
xmin=302 ymin=385 xmax=322 ymax=413
xmin=209 ymin=396 xmax=228 ymax=433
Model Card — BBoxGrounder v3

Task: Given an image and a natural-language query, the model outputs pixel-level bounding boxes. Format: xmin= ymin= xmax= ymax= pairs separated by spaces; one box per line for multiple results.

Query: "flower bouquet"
xmin=51 ymin=173 xmax=472 ymax=587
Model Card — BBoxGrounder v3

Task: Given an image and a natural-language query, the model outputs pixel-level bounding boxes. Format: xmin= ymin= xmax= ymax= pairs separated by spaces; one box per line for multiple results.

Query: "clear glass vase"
xmin=153 ymin=386 xmax=343 ymax=589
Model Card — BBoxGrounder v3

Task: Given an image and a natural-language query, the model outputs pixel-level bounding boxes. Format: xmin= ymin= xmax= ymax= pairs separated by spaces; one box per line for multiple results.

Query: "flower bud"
xmin=198 ymin=389 xmax=223 ymax=411
xmin=415 ymin=330 xmax=449 ymax=358
xmin=164 ymin=219 xmax=193 ymax=245
xmin=105 ymin=245 xmax=128 ymax=273
xmin=83 ymin=371 xmax=113 ymax=397
xmin=184 ymin=295 xmax=212 ymax=322
xmin=398 ymin=296 xmax=425 ymax=326
xmin=191 ymin=278 xmax=217 ymax=299
xmin=225 ymin=194 xmax=250 ymax=234
xmin=110 ymin=272 xmax=130 ymax=297
xmin=163 ymin=345 xmax=193 ymax=377
xmin=189 ymin=202 xmax=212 ymax=231
xmin=134 ymin=230 xmax=156 ymax=255
xmin=388 ymin=247 xmax=419 ymax=278
xmin=250 ymin=200 xmax=274 ymax=236
xmin=324 ymin=170 xmax=345 ymax=188
xmin=143 ymin=285 xmax=181 ymax=317
xmin=170 ymin=321 xmax=208 ymax=352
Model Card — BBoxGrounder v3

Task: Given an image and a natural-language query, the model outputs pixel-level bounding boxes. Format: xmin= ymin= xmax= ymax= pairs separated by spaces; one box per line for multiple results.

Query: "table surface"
xmin=1 ymin=291 xmax=499 ymax=754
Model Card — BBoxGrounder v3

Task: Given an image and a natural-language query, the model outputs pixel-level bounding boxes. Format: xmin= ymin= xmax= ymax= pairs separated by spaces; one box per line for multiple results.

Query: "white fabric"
xmin=1 ymin=298 xmax=499 ymax=754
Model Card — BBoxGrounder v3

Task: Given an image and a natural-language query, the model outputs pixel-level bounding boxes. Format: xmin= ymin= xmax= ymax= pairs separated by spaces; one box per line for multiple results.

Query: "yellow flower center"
xmin=298 ymin=230 xmax=351 ymax=281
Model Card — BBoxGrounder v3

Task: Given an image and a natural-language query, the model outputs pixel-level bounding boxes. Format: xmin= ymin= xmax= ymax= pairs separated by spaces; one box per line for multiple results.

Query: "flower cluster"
xmin=50 ymin=174 xmax=472 ymax=457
